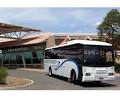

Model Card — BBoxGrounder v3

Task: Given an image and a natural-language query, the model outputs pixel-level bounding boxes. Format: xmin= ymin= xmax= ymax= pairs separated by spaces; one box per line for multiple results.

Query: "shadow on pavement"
xmin=47 ymin=74 xmax=68 ymax=81
xmin=76 ymin=82 xmax=117 ymax=88
xmin=47 ymin=74 xmax=117 ymax=88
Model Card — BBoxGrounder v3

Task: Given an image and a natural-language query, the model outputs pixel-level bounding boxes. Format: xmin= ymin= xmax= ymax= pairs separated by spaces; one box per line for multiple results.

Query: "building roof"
xmin=46 ymin=40 xmax=112 ymax=50
xmin=0 ymin=22 xmax=41 ymax=34
xmin=53 ymin=32 xmax=97 ymax=36
xmin=53 ymin=32 xmax=98 ymax=40
xmin=0 ymin=33 xmax=51 ymax=49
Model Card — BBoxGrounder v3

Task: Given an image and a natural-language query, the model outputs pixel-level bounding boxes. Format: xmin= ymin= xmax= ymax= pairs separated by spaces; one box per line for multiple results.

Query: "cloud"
xmin=70 ymin=9 xmax=89 ymax=20
xmin=14 ymin=9 xmax=58 ymax=22
xmin=69 ymin=24 xmax=77 ymax=27
xmin=0 ymin=8 xmax=59 ymax=26
xmin=76 ymin=30 xmax=83 ymax=33
xmin=95 ymin=21 xmax=101 ymax=26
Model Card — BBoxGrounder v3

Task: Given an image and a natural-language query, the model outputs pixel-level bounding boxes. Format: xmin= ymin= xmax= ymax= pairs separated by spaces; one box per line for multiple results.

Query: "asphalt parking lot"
xmin=8 ymin=69 xmax=120 ymax=90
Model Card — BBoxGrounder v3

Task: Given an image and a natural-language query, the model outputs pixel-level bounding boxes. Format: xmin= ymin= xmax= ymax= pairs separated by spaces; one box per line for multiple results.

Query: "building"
xmin=0 ymin=33 xmax=55 ymax=68
xmin=0 ymin=22 xmax=45 ymax=68
xmin=53 ymin=33 xmax=98 ymax=45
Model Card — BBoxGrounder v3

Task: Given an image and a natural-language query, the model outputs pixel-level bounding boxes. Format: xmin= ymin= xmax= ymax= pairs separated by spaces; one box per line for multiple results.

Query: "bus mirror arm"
xmin=114 ymin=50 xmax=117 ymax=58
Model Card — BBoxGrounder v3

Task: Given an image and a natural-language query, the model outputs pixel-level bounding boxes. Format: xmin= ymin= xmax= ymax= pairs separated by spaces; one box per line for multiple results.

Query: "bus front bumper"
xmin=82 ymin=75 xmax=115 ymax=82
xmin=81 ymin=66 xmax=115 ymax=82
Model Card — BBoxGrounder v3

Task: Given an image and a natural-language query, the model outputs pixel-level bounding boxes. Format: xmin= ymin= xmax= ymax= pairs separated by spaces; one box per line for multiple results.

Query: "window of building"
xmin=16 ymin=54 xmax=23 ymax=64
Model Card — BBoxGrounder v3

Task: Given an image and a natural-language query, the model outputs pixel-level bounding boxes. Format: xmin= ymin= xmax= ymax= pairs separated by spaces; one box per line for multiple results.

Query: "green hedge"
xmin=0 ymin=67 xmax=8 ymax=84
xmin=115 ymin=63 xmax=120 ymax=73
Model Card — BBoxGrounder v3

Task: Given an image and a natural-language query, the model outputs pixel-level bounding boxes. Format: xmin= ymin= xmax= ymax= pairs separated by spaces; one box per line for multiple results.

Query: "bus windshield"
xmin=83 ymin=45 xmax=114 ymax=67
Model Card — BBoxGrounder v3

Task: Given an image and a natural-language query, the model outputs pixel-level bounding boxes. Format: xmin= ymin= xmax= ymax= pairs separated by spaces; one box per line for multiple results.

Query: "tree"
xmin=97 ymin=9 xmax=120 ymax=49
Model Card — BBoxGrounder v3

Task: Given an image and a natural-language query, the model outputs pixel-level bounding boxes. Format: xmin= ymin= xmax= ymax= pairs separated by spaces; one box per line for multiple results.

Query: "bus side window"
xmin=45 ymin=50 xmax=49 ymax=59
xmin=45 ymin=50 xmax=52 ymax=59
xmin=54 ymin=48 xmax=63 ymax=59
xmin=45 ymin=49 xmax=61 ymax=59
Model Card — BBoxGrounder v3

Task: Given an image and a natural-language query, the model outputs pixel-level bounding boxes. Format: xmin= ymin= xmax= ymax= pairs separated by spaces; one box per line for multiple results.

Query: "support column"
xmin=22 ymin=55 xmax=26 ymax=68
xmin=1 ymin=54 xmax=5 ymax=67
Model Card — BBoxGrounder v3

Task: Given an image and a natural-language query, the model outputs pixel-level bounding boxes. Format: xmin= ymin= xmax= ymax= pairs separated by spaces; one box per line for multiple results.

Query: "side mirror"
xmin=114 ymin=50 xmax=117 ymax=58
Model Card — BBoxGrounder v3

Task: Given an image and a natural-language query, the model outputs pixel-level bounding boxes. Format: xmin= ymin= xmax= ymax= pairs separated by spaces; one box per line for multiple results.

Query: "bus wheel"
xmin=49 ymin=68 xmax=52 ymax=76
xmin=68 ymin=70 xmax=76 ymax=83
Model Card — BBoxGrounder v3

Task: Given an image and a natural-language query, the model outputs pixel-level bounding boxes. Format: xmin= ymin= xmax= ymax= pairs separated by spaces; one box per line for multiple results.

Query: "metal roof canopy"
xmin=0 ymin=22 xmax=41 ymax=39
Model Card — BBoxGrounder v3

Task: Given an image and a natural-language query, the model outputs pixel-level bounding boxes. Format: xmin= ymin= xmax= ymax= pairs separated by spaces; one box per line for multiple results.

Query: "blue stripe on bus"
xmin=55 ymin=59 xmax=80 ymax=70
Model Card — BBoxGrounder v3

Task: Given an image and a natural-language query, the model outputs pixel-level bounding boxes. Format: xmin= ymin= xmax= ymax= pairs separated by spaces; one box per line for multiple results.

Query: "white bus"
xmin=44 ymin=40 xmax=115 ymax=83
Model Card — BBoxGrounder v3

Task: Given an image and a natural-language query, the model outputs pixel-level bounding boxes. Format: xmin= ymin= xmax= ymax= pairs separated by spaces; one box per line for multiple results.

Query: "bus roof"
xmin=46 ymin=40 xmax=112 ymax=50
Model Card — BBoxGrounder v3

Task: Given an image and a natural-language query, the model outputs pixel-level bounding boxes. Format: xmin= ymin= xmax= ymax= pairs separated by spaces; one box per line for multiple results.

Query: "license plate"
xmin=99 ymin=77 xmax=104 ymax=80
xmin=96 ymin=71 xmax=106 ymax=74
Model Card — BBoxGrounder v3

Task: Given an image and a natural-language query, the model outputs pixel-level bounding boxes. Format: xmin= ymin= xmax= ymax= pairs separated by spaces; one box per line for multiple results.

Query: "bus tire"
xmin=48 ymin=67 xmax=52 ymax=76
xmin=68 ymin=70 xmax=76 ymax=83
xmin=95 ymin=81 xmax=101 ymax=84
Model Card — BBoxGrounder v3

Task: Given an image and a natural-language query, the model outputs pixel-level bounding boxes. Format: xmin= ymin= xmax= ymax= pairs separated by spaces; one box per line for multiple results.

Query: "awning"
xmin=0 ymin=22 xmax=41 ymax=39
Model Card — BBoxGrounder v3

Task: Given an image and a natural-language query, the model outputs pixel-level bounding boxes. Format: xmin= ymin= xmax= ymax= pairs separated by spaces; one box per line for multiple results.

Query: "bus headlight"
xmin=85 ymin=73 xmax=91 ymax=76
xmin=108 ymin=73 xmax=114 ymax=76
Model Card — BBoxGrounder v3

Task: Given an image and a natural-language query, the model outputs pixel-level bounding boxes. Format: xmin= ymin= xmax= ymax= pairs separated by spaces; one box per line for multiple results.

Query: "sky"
xmin=0 ymin=8 xmax=119 ymax=34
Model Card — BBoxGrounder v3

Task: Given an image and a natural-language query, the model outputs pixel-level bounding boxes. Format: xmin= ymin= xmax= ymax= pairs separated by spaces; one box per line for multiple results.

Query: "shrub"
xmin=115 ymin=63 xmax=120 ymax=73
xmin=0 ymin=67 xmax=8 ymax=84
